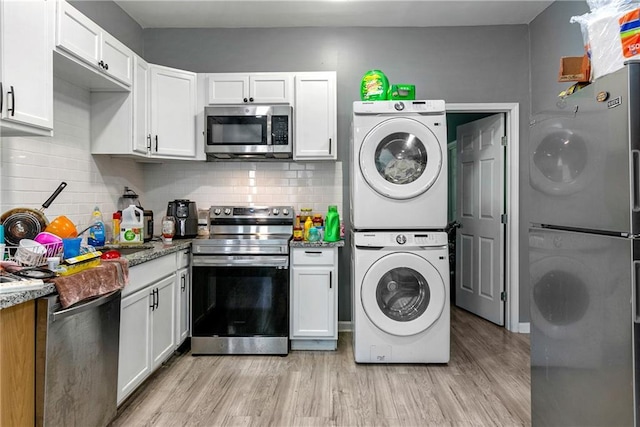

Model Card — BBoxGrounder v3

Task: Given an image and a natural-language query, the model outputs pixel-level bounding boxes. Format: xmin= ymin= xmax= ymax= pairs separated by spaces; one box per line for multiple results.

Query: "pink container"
xmin=34 ymin=231 xmax=63 ymax=257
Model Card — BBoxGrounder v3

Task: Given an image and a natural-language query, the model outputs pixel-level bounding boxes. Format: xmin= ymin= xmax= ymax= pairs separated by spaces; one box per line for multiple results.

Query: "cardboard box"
xmin=558 ymin=55 xmax=591 ymax=82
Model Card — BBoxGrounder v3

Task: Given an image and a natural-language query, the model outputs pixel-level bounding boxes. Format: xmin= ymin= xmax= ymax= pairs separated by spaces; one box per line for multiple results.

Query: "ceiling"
xmin=113 ymin=0 xmax=555 ymax=29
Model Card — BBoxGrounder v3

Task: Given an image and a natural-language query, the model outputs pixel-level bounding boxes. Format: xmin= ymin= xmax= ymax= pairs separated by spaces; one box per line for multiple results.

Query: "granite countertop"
xmin=290 ymin=240 xmax=345 ymax=248
xmin=0 ymin=239 xmax=193 ymax=310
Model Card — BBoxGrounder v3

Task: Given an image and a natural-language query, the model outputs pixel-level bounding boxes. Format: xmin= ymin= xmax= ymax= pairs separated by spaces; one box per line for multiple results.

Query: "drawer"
xmin=176 ymin=249 xmax=190 ymax=269
xmin=291 ymin=248 xmax=335 ymax=266
xmin=123 ymin=255 xmax=176 ymax=297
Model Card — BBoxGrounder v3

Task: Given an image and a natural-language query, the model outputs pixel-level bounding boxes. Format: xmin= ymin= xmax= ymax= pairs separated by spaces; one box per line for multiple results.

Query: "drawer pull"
xmin=305 ymin=251 xmax=322 ymax=255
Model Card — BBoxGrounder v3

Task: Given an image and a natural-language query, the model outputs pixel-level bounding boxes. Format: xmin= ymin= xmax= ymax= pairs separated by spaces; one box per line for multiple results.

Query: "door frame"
xmin=446 ymin=103 xmax=520 ymax=333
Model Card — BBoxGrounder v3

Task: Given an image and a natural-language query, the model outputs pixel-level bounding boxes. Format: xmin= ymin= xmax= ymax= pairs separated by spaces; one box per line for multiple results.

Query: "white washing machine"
xmin=352 ymin=231 xmax=450 ymax=363
xmin=351 ymin=100 xmax=447 ymax=230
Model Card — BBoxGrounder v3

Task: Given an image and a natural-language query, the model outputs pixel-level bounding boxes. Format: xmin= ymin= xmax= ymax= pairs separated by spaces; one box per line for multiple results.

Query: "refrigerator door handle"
xmin=632 ymin=150 xmax=640 ymax=212
xmin=634 ymin=261 xmax=640 ymax=323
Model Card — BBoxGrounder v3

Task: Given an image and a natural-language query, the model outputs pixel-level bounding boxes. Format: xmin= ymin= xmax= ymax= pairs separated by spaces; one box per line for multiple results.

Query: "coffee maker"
xmin=166 ymin=200 xmax=198 ymax=238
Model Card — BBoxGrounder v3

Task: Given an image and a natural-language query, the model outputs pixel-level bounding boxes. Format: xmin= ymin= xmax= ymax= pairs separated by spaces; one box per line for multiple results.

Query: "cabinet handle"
xmin=0 ymin=82 xmax=3 ymax=113
xmin=304 ymin=251 xmax=322 ymax=255
xmin=243 ymin=98 xmax=248 ymax=103
xmin=149 ymin=289 xmax=155 ymax=311
xmin=329 ymin=271 xmax=332 ymax=289
xmin=249 ymin=97 xmax=254 ymax=102
xmin=146 ymin=134 xmax=152 ymax=150
xmin=98 ymin=60 xmax=104 ymax=68
xmin=155 ymin=135 xmax=158 ymax=152
xmin=104 ymin=63 xmax=109 ymax=70
xmin=7 ymin=85 xmax=15 ymax=116
xmin=181 ymin=274 xmax=186 ymax=292
xmin=329 ymin=138 xmax=332 ymax=155
xmin=155 ymin=288 xmax=159 ymax=310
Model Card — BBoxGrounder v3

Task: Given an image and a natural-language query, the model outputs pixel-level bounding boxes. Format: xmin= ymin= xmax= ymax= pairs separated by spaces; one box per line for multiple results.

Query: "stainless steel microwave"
xmin=204 ymin=105 xmax=293 ymax=160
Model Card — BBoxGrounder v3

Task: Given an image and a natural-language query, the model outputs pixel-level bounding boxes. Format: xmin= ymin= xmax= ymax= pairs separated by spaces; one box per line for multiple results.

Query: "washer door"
xmin=360 ymin=117 xmax=442 ymax=200
xmin=361 ymin=252 xmax=446 ymax=336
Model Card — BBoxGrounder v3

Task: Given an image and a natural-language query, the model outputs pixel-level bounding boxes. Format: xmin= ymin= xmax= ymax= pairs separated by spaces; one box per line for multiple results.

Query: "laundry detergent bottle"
xmin=324 ymin=205 xmax=340 ymax=242
xmin=120 ymin=205 xmax=144 ymax=245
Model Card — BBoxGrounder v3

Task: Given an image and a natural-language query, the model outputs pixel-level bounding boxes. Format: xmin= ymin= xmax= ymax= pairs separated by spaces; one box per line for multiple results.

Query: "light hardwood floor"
xmin=111 ymin=306 xmax=531 ymax=427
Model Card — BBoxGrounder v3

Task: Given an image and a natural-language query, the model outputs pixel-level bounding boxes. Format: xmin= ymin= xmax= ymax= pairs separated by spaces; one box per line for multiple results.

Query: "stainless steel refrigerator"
xmin=529 ymin=60 xmax=640 ymax=426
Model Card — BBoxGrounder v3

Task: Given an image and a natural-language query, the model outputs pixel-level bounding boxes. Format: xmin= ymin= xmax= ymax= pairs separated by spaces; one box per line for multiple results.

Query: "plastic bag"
xmin=571 ymin=1 xmax=640 ymax=80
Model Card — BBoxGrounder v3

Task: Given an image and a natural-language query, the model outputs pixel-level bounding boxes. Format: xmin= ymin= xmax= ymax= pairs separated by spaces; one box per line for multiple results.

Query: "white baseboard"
xmin=338 ymin=321 xmax=352 ymax=332
xmin=518 ymin=322 xmax=530 ymax=334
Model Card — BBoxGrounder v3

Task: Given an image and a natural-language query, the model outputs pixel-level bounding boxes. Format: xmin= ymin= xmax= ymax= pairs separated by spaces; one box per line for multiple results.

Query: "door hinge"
xmin=501 ymin=213 xmax=508 ymax=224
xmin=501 ymin=291 xmax=507 ymax=301
xmin=501 ymin=135 xmax=507 ymax=146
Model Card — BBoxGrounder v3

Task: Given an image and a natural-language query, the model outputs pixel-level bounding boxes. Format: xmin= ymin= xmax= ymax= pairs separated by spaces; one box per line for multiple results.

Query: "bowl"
xmin=15 ymin=239 xmax=47 ymax=266
xmin=44 ymin=215 xmax=78 ymax=239
xmin=34 ymin=232 xmax=64 ymax=257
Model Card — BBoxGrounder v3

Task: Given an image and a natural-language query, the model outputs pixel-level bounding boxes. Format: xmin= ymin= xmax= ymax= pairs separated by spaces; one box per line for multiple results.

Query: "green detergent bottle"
xmin=360 ymin=70 xmax=389 ymax=101
xmin=324 ymin=205 xmax=340 ymax=242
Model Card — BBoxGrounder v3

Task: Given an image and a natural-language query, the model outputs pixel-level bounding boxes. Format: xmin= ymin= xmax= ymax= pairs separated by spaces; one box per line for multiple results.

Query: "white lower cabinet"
xmin=117 ymin=255 xmax=177 ymax=405
xmin=290 ymin=246 xmax=338 ymax=350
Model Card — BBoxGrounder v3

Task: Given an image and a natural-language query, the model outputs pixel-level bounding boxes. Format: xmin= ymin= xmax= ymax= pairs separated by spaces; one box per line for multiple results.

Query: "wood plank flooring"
xmin=111 ymin=306 xmax=531 ymax=427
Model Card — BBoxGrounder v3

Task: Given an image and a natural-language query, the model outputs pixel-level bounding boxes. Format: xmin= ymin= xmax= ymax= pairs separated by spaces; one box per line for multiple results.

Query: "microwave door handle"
xmin=266 ymin=111 xmax=273 ymax=146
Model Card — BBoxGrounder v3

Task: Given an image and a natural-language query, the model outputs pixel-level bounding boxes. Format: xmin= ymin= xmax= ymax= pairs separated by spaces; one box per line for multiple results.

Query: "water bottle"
xmin=324 ymin=205 xmax=340 ymax=242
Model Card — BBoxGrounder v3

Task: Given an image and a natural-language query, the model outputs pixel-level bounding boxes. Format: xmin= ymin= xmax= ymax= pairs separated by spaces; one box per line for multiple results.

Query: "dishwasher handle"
xmin=52 ymin=290 xmax=121 ymax=322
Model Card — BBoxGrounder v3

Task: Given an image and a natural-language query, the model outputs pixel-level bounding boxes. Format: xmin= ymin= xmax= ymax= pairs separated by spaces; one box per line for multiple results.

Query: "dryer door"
xmin=361 ymin=252 xmax=446 ymax=336
xmin=359 ymin=117 xmax=442 ymax=200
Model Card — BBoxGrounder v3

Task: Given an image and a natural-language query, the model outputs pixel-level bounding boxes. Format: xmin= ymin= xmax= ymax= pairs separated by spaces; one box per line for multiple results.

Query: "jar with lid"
xmin=312 ymin=214 xmax=323 ymax=228
xmin=299 ymin=208 xmax=313 ymax=223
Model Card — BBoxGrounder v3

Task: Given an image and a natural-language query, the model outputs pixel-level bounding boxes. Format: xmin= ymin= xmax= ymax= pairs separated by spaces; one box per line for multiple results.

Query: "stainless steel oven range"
xmin=191 ymin=206 xmax=294 ymax=355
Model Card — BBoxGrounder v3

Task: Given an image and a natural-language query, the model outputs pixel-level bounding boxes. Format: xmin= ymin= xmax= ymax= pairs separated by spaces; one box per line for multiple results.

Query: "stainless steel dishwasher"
xmin=35 ymin=290 xmax=121 ymax=427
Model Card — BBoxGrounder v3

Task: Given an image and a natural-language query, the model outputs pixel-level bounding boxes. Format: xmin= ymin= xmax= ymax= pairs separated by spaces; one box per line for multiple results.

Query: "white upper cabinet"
xmin=56 ymin=0 xmax=133 ymax=88
xmin=150 ymin=65 xmax=197 ymax=158
xmin=0 ymin=0 xmax=53 ymax=136
xmin=132 ymin=55 xmax=150 ymax=155
xmin=294 ymin=71 xmax=337 ymax=160
xmin=207 ymin=73 xmax=292 ymax=104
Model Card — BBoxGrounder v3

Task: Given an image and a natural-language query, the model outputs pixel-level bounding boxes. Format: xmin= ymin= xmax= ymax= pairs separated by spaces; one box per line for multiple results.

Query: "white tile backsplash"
xmin=1 ymin=78 xmax=344 ymax=239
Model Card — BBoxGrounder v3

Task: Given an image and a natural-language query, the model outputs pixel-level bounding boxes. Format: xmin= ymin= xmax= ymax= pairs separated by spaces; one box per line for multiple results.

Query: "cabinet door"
xmin=294 ymin=72 xmax=337 ymax=160
xmin=250 ymin=74 xmax=292 ymax=103
xmin=175 ymin=267 xmax=190 ymax=346
xmin=0 ymin=0 xmax=53 ymax=133
xmin=56 ymin=0 xmax=101 ymax=69
xmin=101 ymin=31 xmax=133 ymax=86
xmin=291 ymin=267 xmax=336 ymax=338
xmin=117 ymin=289 xmax=152 ymax=405
xmin=151 ymin=275 xmax=176 ymax=369
xmin=133 ymin=55 xmax=150 ymax=155
xmin=206 ymin=74 xmax=249 ymax=104
xmin=150 ymin=65 xmax=197 ymax=158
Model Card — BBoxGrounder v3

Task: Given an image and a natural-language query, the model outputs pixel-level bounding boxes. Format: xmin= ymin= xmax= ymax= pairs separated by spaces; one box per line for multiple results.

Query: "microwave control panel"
xmin=271 ymin=116 xmax=289 ymax=145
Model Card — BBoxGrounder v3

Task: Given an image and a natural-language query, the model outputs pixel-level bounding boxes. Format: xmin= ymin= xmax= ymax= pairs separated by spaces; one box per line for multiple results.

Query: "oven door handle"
xmin=193 ymin=255 xmax=289 ymax=268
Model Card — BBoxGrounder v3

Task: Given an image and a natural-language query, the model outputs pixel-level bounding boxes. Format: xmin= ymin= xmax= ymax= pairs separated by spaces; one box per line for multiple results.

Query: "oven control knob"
xmin=213 ymin=208 xmax=221 ymax=216
xmin=282 ymin=208 xmax=289 ymax=216
xmin=224 ymin=208 xmax=232 ymax=216
xmin=272 ymin=208 xmax=280 ymax=215
xmin=396 ymin=234 xmax=407 ymax=245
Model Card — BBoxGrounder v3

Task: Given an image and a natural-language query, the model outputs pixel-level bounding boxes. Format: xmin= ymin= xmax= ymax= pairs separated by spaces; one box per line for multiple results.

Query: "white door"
xmin=455 ymin=114 xmax=505 ymax=325
xmin=250 ymin=74 xmax=291 ymax=103
xmin=151 ymin=275 xmax=176 ymax=369
xmin=133 ymin=55 xmax=150 ymax=155
xmin=291 ymin=268 xmax=335 ymax=338
xmin=359 ymin=118 xmax=443 ymax=200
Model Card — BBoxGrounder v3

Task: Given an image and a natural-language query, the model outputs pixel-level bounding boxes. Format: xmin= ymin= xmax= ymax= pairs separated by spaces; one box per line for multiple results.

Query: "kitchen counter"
xmin=0 ymin=239 xmax=192 ymax=310
xmin=290 ymin=240 xmax=345 ymax=248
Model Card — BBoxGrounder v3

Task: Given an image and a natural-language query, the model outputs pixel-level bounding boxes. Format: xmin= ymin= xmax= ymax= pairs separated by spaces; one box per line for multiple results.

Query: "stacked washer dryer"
xmin=351 ymin=100 xmax=450 ymax=364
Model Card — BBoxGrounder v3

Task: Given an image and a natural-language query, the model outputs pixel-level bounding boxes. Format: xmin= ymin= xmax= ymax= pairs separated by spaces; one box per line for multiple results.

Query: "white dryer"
xmin=351 ymin=100 xmax=447 ymax=230
xmin=352 ymin=231 xmax=450 ymax=363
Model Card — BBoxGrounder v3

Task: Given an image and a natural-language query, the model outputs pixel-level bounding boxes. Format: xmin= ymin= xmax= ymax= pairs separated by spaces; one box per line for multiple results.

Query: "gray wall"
xmin=143 ymin=26 xmax=531 ymax=322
